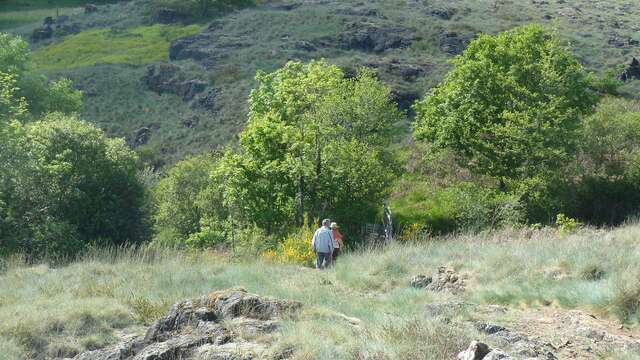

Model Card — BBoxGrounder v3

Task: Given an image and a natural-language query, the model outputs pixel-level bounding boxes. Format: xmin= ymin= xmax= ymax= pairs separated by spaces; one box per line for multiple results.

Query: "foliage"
xmin=32 ymin=25 xmax=205 ymax=71
xmin=413 ymin=24 xmax=596 ymax=182
xmin=1 ymin=113 xmax=148 ymax=257
xmin=0 ymin=71 xmax=27 ymax=120
xmin=555 ymin=213 xmax=578 ymax=234
xmin=0 ymin=32 xmax=83 ymax=117
xmin=0 ymin=33 xmax=29 ymax=74
xmin=263 ymin=223 xmax=315 ymax=267
xmin=219 ymin=60 xmax=402 ymax=236
xmin=42 ymin=77 xmax=83 ymax=114
xmin=391 ymin=180 xmax=524 ymax=235
xmin=153 ymin=153 xmax=221 ymax=244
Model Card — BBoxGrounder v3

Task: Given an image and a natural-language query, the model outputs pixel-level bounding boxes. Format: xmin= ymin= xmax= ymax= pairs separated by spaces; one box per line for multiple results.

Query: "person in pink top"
xmin=330 ymin=222 xmax=344 ymax=262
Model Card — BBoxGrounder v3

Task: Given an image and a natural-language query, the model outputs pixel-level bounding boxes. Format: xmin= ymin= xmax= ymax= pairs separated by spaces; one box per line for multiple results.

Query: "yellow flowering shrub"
xmin=262 ymin=223 xmax=316 ymax=267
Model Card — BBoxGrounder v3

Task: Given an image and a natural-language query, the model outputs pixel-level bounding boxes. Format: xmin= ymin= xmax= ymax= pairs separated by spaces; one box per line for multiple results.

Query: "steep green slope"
xmin=4 ymin=0 xmax=640 ymax=166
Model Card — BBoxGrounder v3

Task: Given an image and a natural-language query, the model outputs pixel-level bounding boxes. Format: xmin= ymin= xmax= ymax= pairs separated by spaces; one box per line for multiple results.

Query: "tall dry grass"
xmin=2 ymin=223 xmax=640 ymax=358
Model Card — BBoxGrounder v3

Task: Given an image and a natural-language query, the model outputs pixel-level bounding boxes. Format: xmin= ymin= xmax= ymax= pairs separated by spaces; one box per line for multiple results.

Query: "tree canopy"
xmin=413 ymin=24 xmax=597 ymax=182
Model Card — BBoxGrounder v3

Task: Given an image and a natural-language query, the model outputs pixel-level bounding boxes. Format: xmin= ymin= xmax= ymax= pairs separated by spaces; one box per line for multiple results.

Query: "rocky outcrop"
xmin=335 ymin=22 xmax=416 ymax=53
xmin=73 ymin=289 xmax=301 ymax=360
xmin=142 ymin=63 xmax=208 ymax=102
xmin=619 ymin=57 xmax=640 ymax=81
xmin=410 ymin=266 xmax=467 ymax=294
xmin=440 ymin=31 xmax=472 ymax=55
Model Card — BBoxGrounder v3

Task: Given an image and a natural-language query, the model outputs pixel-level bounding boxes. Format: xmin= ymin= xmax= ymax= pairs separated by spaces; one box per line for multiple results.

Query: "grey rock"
xmin=457 ymin=341 xmax=491 ymax=360
xmin=484 ymin=349 xmax=513 ymax=359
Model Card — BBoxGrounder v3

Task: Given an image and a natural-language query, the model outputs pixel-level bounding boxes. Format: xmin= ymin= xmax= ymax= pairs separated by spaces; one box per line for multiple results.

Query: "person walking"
xmin=312 ymin=219 xmax=334 ymax=269
xmin=330 ymin=222 xmax=344 ymax=263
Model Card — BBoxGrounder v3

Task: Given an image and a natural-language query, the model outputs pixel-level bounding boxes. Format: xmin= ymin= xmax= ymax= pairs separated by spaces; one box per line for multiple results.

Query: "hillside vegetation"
xmin=1 ymin=225 xmax=640 ymax=359
xmin=4 ymin=1 xmax=640 ymax=359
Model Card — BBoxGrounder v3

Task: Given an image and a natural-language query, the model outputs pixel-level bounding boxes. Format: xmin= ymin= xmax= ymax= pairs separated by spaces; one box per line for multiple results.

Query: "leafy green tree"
xmin=0 ymin=32 xmax=82 ymax=117
xmin=220 ymin=60 xmax=402 ymax=235
xmin=153 ymin=153 xmax=223 ymax=244
xmin=570 ymin=97 xmax=640 ymax=224
xmin=3 ymin=113 xmax=148 ymax=256
xmin=413 ymin=24 xmax=596 ymax=183
xmin=0 ymin=33 xmax=29 ymax=74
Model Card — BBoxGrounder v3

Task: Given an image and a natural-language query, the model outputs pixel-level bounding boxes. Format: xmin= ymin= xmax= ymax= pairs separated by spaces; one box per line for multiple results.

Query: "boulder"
xmin=458 ymin=341 xmax=491 ymax=360
xmin=337 ymin=22 xmax=415 ymax=53
xmin=619 ymin=57 xmax=640 ymax=81
xmin=85 ymin=4 xmax=98 ymax=14
xmin=74 ymin=289 xmax=300 ymax=360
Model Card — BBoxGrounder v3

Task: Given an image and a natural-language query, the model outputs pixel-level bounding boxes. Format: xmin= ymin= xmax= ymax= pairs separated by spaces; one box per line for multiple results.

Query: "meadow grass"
xmin=32 ymin=24 xmax=205 ymax=71
xmin=3 ymin=223 xmax=640 ymax=358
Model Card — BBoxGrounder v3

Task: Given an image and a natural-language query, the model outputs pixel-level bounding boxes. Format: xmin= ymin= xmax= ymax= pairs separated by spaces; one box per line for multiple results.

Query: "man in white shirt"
xmin=312 ymin=218 xmax=335 ymax=269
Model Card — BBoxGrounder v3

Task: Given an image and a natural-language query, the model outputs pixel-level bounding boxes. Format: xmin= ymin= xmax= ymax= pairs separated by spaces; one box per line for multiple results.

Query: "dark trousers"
xmin=316 ymin=252 xmax=332 ymax=269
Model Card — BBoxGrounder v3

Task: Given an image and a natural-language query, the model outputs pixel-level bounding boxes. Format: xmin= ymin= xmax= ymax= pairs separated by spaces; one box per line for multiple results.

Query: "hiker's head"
xmin=322 ymin=219 xmax=331 ymax=227
xmin=330 ymin=222 xmax=338 ymax=229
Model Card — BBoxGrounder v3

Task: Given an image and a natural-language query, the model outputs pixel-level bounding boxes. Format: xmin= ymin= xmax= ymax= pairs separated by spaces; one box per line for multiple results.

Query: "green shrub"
xmin=555 ymin=213 xmax=579 ymax=235
xmin=392 ymin=181 xmax=524 ymax=235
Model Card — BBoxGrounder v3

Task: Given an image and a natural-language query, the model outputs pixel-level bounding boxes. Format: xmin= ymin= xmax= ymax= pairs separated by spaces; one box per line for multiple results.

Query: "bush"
xmin=263 ymin=223 xmax=316 ymax=267
xmin=392 ymin=181 xmax=524 ymax=235
xmin=555 ymin=213 xmax=579 ymax=235
xmin=153 ymin=153 xmax=222 ymax=245
xmin=2 ymin=113 xmax=149 ymax=257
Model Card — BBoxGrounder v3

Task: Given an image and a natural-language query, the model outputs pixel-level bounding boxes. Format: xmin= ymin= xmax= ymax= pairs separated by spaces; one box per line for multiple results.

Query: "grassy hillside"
xmin=4 ymin=0 xmax=640 ymax=165
xmin=2 ymin=224 xmax=640 ymax=358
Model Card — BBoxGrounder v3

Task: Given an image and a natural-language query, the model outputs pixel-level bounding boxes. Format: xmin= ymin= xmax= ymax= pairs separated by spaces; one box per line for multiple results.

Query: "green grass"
xmin=32 ymin=24 xmax=206 ymax=71
xmin=3 ymin=224 xmax=640 ymax=358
